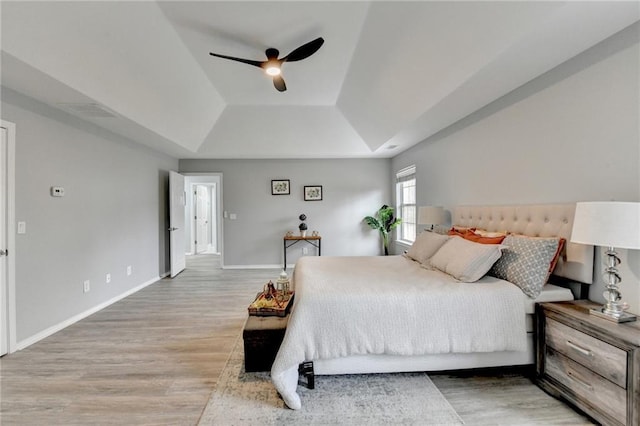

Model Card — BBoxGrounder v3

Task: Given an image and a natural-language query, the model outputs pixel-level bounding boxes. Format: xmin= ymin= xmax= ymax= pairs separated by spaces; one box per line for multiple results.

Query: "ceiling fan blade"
xmin=273 ymin=75 xmax=287 ymax=92
xmin=209 ymin=52 xmax=264 ymax=68
xmin=282 ymin=37 xmax=324 ymax=62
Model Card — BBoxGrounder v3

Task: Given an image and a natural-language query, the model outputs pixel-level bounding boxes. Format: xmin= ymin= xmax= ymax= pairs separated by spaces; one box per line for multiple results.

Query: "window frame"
xmin=395 ymin=165 xmax=417 ymax=245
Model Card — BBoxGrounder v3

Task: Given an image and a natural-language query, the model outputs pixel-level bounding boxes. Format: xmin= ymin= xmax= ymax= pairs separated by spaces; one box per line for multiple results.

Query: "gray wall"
xmin=391 ymin=24 xmax=640 ymax=310
xmin=179 ymin=159 xmax=391 ymax=267
xmin=2 ymin=89 xmax=178 ymax=344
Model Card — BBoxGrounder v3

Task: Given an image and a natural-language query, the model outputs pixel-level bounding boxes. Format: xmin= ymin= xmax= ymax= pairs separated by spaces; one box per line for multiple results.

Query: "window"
xmin=396 ymin=165 xmax=416 ymax=243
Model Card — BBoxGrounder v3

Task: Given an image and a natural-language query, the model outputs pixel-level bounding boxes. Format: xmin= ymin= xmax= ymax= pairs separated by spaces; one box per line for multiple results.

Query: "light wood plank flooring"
xmin=1 ymin=255 xmax=593 ymax=425
xmin=1 ymin=255 xmax=275 ymax=425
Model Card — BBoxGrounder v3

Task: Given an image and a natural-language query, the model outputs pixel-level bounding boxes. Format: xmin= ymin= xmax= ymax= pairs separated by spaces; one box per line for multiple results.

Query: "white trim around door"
xmin=1 ymin=120 xmax=17 ymax=355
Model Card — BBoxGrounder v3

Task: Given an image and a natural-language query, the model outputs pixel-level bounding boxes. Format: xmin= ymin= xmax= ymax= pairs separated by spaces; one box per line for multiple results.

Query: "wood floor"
xmin=0 ymin=255 xmax=275 ymax=425
xmin=1 ymin=254 xmax=593 ymax=425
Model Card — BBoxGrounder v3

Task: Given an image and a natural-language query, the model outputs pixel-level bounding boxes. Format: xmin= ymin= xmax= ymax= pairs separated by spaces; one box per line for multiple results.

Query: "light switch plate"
xmin=17 ymin=222 xmax=26 ymax=234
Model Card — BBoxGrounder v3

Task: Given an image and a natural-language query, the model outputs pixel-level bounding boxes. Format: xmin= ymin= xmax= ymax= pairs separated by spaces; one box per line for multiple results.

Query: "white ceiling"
xmin=1 ymin=1 xmax=638 ymax=159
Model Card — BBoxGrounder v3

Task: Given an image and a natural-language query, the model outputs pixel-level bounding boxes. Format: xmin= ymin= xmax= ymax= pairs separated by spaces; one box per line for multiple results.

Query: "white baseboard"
xmin=15 ymin=273 xmax=168 ymax=351
xmin=223 ymin=264 xmax=288 ymax=270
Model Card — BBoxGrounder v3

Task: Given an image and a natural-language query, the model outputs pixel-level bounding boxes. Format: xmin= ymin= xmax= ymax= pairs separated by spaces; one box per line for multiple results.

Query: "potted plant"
xmin=364 ymin=205 xmax=401 ymax=255
xmin=298 ymin=214 xmax=308 ymax=237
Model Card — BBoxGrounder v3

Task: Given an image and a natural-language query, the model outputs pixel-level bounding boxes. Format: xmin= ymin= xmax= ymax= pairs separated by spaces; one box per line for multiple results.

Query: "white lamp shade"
xmin=571 ymin=201 xmax=640 ymax=250
xmin=418 ymin=206 xmax=445 ymax=225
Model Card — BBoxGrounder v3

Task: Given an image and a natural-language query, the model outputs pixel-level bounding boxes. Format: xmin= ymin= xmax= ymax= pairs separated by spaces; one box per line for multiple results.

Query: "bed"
xmin=271 ymin=203 xmax=594 ymax=410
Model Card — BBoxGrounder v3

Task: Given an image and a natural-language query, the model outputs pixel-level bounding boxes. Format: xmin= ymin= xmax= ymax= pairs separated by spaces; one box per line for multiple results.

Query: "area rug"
xmin=198 ymin=338 xmax=463 ymax=425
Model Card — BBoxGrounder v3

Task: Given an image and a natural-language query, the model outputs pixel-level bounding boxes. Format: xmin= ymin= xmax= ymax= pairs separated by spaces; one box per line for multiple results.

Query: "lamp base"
xmin=590 ymin=307 xmax=637 ymax=323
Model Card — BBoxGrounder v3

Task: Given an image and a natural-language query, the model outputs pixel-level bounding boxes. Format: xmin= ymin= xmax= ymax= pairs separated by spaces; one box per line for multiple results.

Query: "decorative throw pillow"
xmin=448 ymin=228 xmax=506 ymax=244
xmin=405 ymin=231 xmax=450 ymax=264
xmin=473 ymin=229 xmax=508 ymax=238
xmin=548 ymin=237 xmax=566 ymax=273
xmin=429 ymin=236 xmax=504 ymax=282
xmin=447 ymin=227 xmax=474 ymax=238
xmin=489 ymin=235 xmax=561 ymax=298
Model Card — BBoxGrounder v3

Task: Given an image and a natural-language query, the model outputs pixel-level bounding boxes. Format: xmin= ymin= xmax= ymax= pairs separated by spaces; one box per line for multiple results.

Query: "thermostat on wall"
xmin=51 ymin=186 xmax=65 ymax=197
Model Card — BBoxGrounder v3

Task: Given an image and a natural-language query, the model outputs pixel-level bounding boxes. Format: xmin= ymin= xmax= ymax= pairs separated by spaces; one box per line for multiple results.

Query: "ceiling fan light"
xmin=265 ymin=64 xmax=281 ymax=76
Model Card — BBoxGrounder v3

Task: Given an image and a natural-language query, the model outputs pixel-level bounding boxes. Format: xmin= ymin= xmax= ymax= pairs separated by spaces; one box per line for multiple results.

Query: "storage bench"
xmin=242 ymin=315 xmax=289 ymax=372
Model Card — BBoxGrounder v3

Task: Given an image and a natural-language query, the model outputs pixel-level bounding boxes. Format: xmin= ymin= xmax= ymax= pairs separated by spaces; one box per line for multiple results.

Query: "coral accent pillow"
xmin=448 ymin=228 xmax=506 ymax=245
xmin=429 ymin=236 xmax=504 ymax=282
xmin=405 ymin=231 xmax=450 ymax=264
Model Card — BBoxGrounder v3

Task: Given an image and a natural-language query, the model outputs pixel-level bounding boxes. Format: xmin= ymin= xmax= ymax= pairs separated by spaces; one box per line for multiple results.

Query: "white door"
xmin=0 ymin=126 xmax=7 ymax=355
xmin=195 ymin=185 xmax=209 ymax=254
xmin=169 ymin=171 xmax=186 ymax=278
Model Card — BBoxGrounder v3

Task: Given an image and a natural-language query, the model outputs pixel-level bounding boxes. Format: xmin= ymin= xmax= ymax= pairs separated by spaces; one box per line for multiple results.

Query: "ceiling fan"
xmin=209 ymin=37 xmax=324 ymax=92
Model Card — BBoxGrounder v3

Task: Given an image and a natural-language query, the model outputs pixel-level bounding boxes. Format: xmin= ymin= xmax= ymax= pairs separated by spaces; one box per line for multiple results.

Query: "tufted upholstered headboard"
xmin=451 ymin=203 xmax=594 ymax=285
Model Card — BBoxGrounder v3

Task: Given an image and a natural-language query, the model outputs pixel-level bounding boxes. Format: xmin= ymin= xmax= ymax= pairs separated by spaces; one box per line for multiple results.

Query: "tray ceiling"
xmin=1 ymin=1 xmax=638 ymax=159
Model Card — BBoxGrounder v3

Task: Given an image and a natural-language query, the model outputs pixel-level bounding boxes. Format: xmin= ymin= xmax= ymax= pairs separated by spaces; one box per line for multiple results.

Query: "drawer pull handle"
xmin=567 ymin=370 xmax=593 ymax=391
xmin=567 ymin=340 xmax=592 ymax=357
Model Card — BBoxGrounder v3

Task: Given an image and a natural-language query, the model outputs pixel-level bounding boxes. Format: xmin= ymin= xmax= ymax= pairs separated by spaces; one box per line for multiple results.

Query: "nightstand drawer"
xmin=546 ymin=348 xmax=626 ymax=425
xmin=546 ymin=317 xmax=626 ymax=387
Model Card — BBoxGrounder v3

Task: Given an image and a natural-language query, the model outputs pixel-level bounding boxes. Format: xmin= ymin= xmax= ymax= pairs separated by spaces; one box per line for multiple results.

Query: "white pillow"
xmin=429 ymin=236 xmax=504 ymax=282
xmin=405 ymin=231 xmax=450 ymax=264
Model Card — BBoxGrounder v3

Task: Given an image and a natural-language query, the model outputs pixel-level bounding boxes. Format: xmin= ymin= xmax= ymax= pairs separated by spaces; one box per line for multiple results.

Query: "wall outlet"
xmin=105 ymin=273 xmax=111 ymax=284
xmin=83 ymin=280 xmax=90 ymax=293
xmin=50 ymin=186 xmax=65 ymax=197
xmin=302 ymin=247 xmax=308 ymax=255
xmin=126 ymin=265 xmax=132 ymax=276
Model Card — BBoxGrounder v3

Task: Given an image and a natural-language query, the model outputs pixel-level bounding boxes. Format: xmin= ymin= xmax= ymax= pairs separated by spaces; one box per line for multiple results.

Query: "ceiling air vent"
xmin=56 ymin=103 xmax=118 ymax=118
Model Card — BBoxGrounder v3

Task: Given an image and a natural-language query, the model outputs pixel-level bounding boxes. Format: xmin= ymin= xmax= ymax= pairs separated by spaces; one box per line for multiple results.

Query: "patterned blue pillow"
xmin=489 ymin=235 xmax=560 ymax=298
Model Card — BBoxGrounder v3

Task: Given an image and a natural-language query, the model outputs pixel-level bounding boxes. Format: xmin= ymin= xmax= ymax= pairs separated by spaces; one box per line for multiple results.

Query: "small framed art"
xmin=304 ymin=185 xmax=323 ymax=201
xmin=271 ymin=179 xmax=290 ymax=195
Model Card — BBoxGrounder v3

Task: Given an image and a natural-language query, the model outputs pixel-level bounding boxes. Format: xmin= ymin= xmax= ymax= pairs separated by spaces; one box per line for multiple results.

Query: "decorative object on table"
xmin=271 ymin=179 xmax=290 ymax=195
xmin=285 ymin=230 xmax=294 ymax=237
xmin=571 ymin=201 xmax=640 ymax=322
xmin=364 ymin=205 xmax=402 ymax=255
xmin=304 ymin=185 xmax=322 ymax=201
xmin=248 ymin=280 xmax=294 ymax=317
xmin=418 ymin=206 xmax=446 ymax=232
xmin=311 ymin=230 xmax=319 ymax=237
xmin=298 ymin=213 xmax=308 ymax=237
xmin=276 ymin=270 xmax=291 ymax=295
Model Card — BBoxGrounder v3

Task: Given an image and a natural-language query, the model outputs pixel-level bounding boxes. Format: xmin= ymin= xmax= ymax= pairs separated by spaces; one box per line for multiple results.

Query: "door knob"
xmin=168 ymin=227 xmax=178 ymax=231
xmin=0 ymin=249 xmax=7 ymax=256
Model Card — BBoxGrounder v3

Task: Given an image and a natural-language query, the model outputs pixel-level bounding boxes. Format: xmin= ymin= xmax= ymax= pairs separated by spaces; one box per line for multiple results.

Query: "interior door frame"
xmin=1 ymin=120 xmax=17 ymax=354
xmin=193 ymin=183 xmax=213 ymax=254
xmin=183 ymin=173 xmax=223 ymax=265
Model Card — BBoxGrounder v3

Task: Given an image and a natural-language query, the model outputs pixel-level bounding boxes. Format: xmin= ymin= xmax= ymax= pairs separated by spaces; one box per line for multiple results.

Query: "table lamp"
xmin=418 ymin=206 xmax=445 ymax=231
xmin=571 ymin=201 xmax=640 ymax=322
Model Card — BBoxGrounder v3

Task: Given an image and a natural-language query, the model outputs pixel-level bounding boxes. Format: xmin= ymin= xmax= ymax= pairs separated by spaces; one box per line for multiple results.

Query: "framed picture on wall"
xmin=271 ymin=179 xmax=290 ymax=195
xmin=304 ymin=185 xmax=323 ymax=201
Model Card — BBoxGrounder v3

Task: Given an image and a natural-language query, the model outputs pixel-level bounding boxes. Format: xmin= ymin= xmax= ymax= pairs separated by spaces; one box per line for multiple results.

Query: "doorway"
xmin=193 ymin=184 xmax=216 ymax=254
xmin=1 ymin=120 xmax=16 ymax=356
xmin=183 ymin=174 xmax=222 ymax=262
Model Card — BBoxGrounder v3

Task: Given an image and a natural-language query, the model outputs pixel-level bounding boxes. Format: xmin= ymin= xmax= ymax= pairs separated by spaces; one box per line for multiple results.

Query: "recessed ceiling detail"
xmin=1 ymin=1 xmax=638 ymax=159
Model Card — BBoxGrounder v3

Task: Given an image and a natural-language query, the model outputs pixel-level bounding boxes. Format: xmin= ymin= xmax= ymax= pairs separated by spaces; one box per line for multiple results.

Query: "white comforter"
xmin=271 ymin=255 xmax=527 ymax=409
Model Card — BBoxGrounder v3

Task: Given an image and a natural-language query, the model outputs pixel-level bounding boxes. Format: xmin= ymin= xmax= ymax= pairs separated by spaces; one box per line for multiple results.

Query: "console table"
xmin=283 ymin=235 xmax=321 ymax=270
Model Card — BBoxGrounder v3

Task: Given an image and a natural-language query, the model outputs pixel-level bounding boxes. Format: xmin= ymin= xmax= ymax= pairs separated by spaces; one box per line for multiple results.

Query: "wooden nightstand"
xmin=536 ymin=300 xmax=640 ymax=426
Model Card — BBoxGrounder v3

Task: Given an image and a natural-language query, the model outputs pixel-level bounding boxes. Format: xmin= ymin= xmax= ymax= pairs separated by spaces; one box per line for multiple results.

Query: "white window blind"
xmin=396 ymin=165 xmax=416 ymax=243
